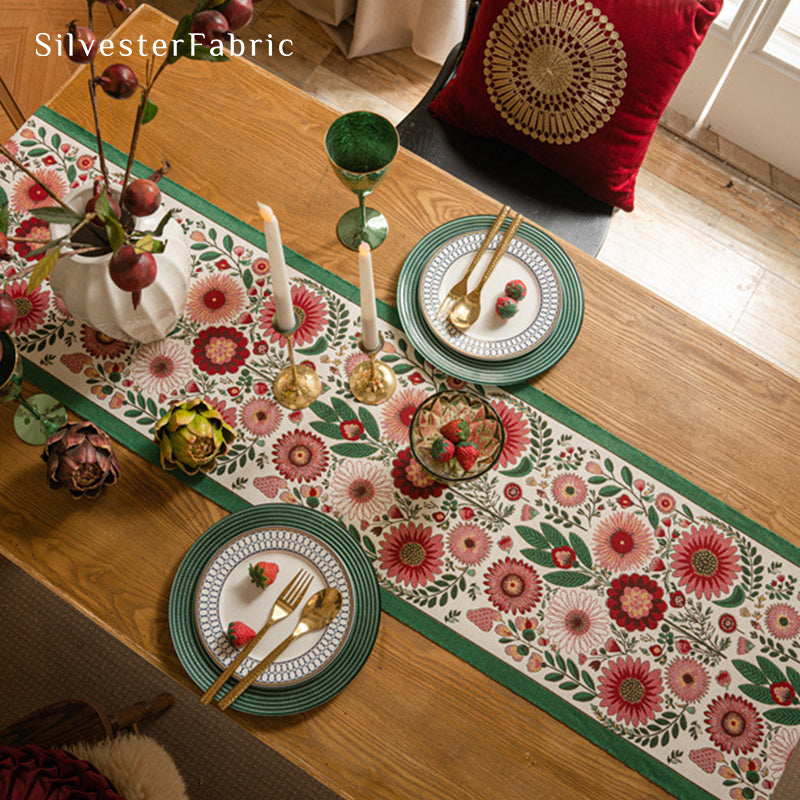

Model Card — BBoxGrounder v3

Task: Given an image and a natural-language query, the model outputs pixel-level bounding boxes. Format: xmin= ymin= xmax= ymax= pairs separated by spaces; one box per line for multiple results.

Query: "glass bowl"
xmin=409 ymin=389 xmax=505 ymax=483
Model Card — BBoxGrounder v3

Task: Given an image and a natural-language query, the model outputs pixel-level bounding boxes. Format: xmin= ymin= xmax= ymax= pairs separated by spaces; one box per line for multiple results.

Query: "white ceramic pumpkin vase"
xmin=48 ymin=185 xmax=192 ymax=344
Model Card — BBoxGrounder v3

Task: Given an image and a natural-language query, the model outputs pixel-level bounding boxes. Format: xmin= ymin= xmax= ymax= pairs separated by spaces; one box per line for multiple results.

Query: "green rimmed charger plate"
xmin=398 ymin=216 xmax=584 ymax=384
xmin=169 ymin=504 xmax=380 ymax=716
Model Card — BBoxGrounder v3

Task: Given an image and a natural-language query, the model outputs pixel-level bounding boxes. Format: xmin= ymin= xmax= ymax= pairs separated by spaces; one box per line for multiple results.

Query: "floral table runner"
xmin=4 ymin=108 xmax=800 ymax=800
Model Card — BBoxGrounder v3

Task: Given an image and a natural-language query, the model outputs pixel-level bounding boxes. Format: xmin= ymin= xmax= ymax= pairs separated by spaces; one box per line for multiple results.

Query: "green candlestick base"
xmin=14 ymin=393 xmax=67 ymax=446
xmin=336 ymin=207 xmax=389 ymax=251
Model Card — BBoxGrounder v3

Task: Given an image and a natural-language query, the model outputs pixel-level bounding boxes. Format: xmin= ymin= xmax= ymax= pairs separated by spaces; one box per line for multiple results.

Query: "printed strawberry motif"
xmin=60 ymin=353 xmax=92 ymax=373
xmin=249 ymin=560 xmax=279 ymax=589
xmin=227 ymin=620 xmax=255 ymax=648
xmin=455 ymin=442 xmax=478 ymax=472
xmin=440 ymin=418 xmax=470 ymax=443
xmin=431 ymin=436 xmax=455 ymax=462
xmin=689 ymin=748 xmax=724 ymax=774
xmin=466 ymin=607 xmax=501 ymax=632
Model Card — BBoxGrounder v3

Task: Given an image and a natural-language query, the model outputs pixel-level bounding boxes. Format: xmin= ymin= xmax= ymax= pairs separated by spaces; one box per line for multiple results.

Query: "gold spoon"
xmin=216 ymin=587 xmax=343 ymax=710
xmin=448 ymin=212 xmax=523 ymax=332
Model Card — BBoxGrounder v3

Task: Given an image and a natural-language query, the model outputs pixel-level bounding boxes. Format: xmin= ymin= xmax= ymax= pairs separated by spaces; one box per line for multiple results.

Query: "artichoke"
xmin=153 ymin=398 xmax=235 ymax=475
xmin=42 ymin=421 xmax=120 ymax=499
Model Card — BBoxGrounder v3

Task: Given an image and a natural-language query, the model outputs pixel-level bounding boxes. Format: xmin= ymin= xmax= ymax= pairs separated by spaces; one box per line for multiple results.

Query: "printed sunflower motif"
xmin=79 ymin=325 xmax=130 ymax=359
xmin=381 ymin=387 xmax=428 ymax=446
xmin=704 ymin=694 xmax=764 ymax=755
xmin=598 ymin=656 xmax=663 ymax=727
xmin=3 ymin=280 xmax=49 ymax=335
xmin=484 ymin=557 xmax=542 ymax=614
xmin=391 ymin=448 xmax=445 ymax=500
xmin=671 ymin=524 xmax=741 ymax=600
xmin=272 ymin=430 xmax=329 ymax=483
xmin=10 ymin=169 xmax=67 ymax=213
xmin=767 ymin=728 xmax=800 ymax=785
xmin=192 ymin=326 xmax=250 ymax=375
xmin=259 ymin=284 xmax=326 ymax=346
xmin=379 ymin=522 xmax=444 ymax=588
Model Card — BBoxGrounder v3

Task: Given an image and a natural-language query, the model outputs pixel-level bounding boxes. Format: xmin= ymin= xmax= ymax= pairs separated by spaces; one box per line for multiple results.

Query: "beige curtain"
xmin=286 ymin=0 xmax=467 ymax=64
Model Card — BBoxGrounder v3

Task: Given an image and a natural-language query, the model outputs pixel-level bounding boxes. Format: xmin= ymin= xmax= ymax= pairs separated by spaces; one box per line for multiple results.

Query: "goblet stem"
xmin=359 ymin=192 xmax=367 ymax=235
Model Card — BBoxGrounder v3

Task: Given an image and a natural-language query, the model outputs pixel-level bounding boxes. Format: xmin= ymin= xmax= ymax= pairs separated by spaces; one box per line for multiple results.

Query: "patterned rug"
xmin=3 ymin=107 xmax=800 ymax=800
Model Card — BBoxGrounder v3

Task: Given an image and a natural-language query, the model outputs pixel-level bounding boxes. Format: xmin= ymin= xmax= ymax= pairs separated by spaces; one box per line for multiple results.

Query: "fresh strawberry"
xmin=440 ymin=418 xmax=470 ymax=443
xmin=431 ymin=435 xmax=455 ymax=462
xmin=227 ymin=620 xmax=255 ymax=648
xmin=248 ymin=560 xmax=279 ymax=589
xmin=455 ymin=442 xmax=479 ymax=472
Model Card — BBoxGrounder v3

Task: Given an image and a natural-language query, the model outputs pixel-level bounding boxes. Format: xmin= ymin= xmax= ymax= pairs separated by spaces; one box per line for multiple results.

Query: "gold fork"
xmin=200 ymin=569 xmax=313 ymax=705
xmin=436 ymin=205 xmax=510 ymax=319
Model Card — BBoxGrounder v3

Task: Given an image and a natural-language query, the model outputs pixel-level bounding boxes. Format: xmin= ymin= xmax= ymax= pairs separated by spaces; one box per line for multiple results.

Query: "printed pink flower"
xmin=0 ymin=139 xmax=18 ymax=160
xmin=13 ymin=217 xmax=51 ymax=260
xmin=666 ymin=657 xmax=710 ymax=703
xmin=186 ymin=273 xmax=246 ymax=325
xmin=379 ymin=522 xmax=444 ymax=588
xmin=592 ymin=510 xmax=655 ymax=572
xmin=381 ymin=387 xmax=428 ymax=446
xmin=130 ymin=339 xmax=193 ymax=395
xmin=599 ymin=656 xmax=663 ymax=727
xmin=391 ymin=448 xmax=445 ymax=499
xmin=3 ymin=280 xmax=48 ymax=334
xmin=272 ymin=430 xmax=329 ymax=483
xmin=345 ymin=351 xmax=369 ymax=376
xmin=655 ymin=493 xmax=676 ymax=514
xmin=10 ymin=169 xmax=67 ymax=213
xmin=192 ymin=326 xmax=250 ymax=375
xmin=767 ymin=728 xmax=800 ymax=785
xmin=671 ymin=524 xmax=741 ymax=600
xmin=551 ymin=473 xmax=588 ymax=507
xmin=339 ymin=419 xmax=364 ymax=440
xmin=251 ymin=257 xmax=269 ymax=275
xmin=240 ymin=396 xmax=282 ymax=437
xmin=606 ymin=574 xmax=667 ymax=632
xmin=259 ymin=284 xmax=326 ymax=346
xmin=448 ymin=524 xmax=491 ymax=566
xmin=329 ymin=460 xmax=393 ymax=523
xmin=492 ymin=399 xmax=529 ymax=468
xmin=764 ymin=603 xmax=800 ymax=639
xmin=76 ymin=154 xmax=96 ymax=171
xmin=705 ymin=694 xmax=763 ymax=755
xmin=484 ymin=557 xmax=542 ymax=614
xmin=543 ymin=588 xmax=609 ymax=657
xmin=79 ymin=325 xmax=130 ymax=359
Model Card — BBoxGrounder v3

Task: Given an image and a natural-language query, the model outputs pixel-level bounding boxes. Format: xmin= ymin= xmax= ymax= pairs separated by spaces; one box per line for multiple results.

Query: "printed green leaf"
xmin=569 ymin=531 xmax=592 ymax=568
xmin=757 ymin=656 xmax=786 ymax=685
xmin=787 ymin=667 xmax=800 ymax=693
xmin=309 ymin=421 xmax=341 ymax=439
xmin=296 ymin=336 xmax=328 ymax=356
xmin=310 ymin=401 xmax=338 ymax=423
xmin=739 ymin=685 xmax=775 ymax=705
xmin=572 ymin=692 xmax=595 ymax=703
xmin=764 ymin=707 xmax=800 ymax=725
xmin=521 ymin=548 xmax=555 ymax=568
xmin=0 ymin=202 xmax=8 ymax=236
xmin=543 ymin=571 xmax=591 ymax=588
xmin=500 ymin=456 xmax=533 ymax=478
xmin=621 ymin=466 xmax=633 ymax=486
xmin=598 ymin=485 xmax=621 ymax=497
xmin=516 ymin=525 xmax=548 ymax=549
xmin=331 ymin=396 xmax=355 ymax=421
xmin=391 ymin=363 xmax=414 ymax=375
xmin=331 ymin=442 xmax=378 ymax=458
xmin=733 ymin=659 xmax=767 ymax=685
xmin=541 ymin=522 xmax=568 ymax=549
xmin=714 ymin=584 xmax=746 ymax=608
xmin=358 ymin=406 xmax=381 ymax=440
xmin=648 ymin=505 xmax=660 ymax=530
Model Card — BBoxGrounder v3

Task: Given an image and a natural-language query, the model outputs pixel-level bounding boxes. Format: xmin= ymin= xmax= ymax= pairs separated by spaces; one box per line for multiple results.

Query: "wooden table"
xmin=3 ymin=7 xmax=800 ymax=800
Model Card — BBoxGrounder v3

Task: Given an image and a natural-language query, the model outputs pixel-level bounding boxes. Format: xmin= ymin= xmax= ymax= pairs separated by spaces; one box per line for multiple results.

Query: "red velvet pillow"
xmin=429 ymin=0 xmax=722 ymax=211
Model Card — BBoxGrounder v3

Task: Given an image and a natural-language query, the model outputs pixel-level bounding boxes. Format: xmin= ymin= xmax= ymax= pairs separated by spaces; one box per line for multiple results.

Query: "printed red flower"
xmin=484 ymin=557 xmax=543 ymax=614
xmin=13 ymin=216 xmax=50 ymax=260
xmin=551 ymin=473 xmax=588 ymax=507
xmin=272 ymin=430 xmax=329 ymax=483
xmin=504 ymin=482 xmax=522 ymax=501
xmin=598 ymin=656 xmax=663 ymax=727
xmin=552 ymin=546 xmax=576 ymax=569
xmin=765 ymin=603 xmax=800 ymax=640
xmin=259 ymin=283 xmax=326 ymax=347
xmin=79 ymin=325 xmax=130 ymax=359
xmin=192 ymin=326 xmax=250 ymax=375
xmin=719 ymin=613 xmax=737 ymax=633
xmin=655 ymin=493 xmax=676 ymax=513
xmin=391 ymin=448 xmax=445 ymax=500
xmin=671 ymin=524 xmax=741 ymax=600
xmin=592 ymin=510 xmax=654 ymax=573
xmin=3 ymin=280 xmax=48 ymax=334
xmin=617 ymin=494 xmax=633 ymax=508
xmin=11 ymin=168 xmax=67 ymax=213
xmin=448 ymin=524 xmax=491 ymax=566
xmin=770 ymin=681 xmax=796 ymax=706
xmin=340 ymin=419 xmax=364 ymax=440
xmin=381 ymin=387 xmax=427 ymax=446
xmin=606 ymin=574 xmax=667 ymax=632
xmin=666 ymin=657 xmax=710 ymax=703
xmin=492 ymin=399 xmax=530 ymax=468
xmin=705 ymin=694 xmax=764 ymax=755
xmin=379 ymin=522 xmax=444 ymax=588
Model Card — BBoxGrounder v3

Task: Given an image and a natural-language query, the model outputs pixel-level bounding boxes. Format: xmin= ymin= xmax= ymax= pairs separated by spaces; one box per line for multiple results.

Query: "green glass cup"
xmin=325 ymin=111 xmax=399 ymax=250
xmin=0 ymin=331 xmax=66 ymax=445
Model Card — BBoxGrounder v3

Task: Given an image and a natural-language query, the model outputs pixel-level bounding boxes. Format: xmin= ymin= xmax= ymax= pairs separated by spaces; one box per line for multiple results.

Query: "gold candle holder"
xmin=349 ymin=333 xmax=397 ymax=405
xmin=272 ymin=314 xmax=322 ymax=410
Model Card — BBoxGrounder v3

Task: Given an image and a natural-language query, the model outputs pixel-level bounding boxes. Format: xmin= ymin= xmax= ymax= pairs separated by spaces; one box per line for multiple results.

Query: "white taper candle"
xmin=258 ymin=203 xmax=295 ymax=332
xmin=358 ymin=241 xmax=379 ymax=352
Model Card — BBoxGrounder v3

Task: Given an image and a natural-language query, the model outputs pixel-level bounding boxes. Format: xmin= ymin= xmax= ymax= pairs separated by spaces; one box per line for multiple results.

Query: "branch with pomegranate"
xmin=0 ymin=0 xmax=256 ymax=334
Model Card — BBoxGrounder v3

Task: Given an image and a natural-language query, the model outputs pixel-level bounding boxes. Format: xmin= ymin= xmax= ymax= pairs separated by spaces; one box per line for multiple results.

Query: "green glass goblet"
xmin=0 ymin=331 xmax=67 ymax=445
xmin=325 ymin=110 xmax=399 ymax=251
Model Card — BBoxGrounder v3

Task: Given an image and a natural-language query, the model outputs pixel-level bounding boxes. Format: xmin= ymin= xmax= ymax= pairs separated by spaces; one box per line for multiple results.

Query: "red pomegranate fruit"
xmin=191 ymin=10 xmax=230 ymax=47
xmin=64 ymin=21 xmax=98 ymax=63
xmin=219 ymin=0 xmax=253 ymax=31
xmin=0 ymin=292 xmax=19 ymax=332
xmin=85 ymin=180 xmax=122 ymax=226
xmin=97 ymin=64 xmax=139 ymax=99
xmin=122 ymin=178 xmax=161 ymax=218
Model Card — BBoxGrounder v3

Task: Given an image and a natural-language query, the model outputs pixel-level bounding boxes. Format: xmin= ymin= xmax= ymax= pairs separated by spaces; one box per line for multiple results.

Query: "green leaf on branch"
xmin=29 ymin=206 xmax=83 ymax=225
xmin=105 ymin=214 xmax=127 ymax=253
xmin=149 ymin=209 xmax=174 ymax=238
xmin=142 ymin=99 xmax=159 ymax=125
xmin=26 ymin=246 xmax=61 ymax=293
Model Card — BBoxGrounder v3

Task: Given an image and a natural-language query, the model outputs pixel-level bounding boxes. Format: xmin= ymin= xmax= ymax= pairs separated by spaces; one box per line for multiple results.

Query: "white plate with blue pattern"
xmin=418 ymin=228 xmax=562 ymax=361
xmin=194 ymin=525 xmax=354 ymax=688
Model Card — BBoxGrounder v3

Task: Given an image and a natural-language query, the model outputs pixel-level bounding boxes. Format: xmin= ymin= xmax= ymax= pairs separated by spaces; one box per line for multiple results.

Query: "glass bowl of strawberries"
xmin=409 ymin=389 xmax=505 ymax=483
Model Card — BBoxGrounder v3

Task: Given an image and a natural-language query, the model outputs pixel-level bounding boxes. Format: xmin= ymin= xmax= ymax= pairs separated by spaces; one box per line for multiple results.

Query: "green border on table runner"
xmin=27 ymin=105 xmax=800 ymax=800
